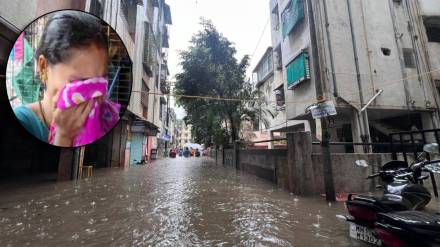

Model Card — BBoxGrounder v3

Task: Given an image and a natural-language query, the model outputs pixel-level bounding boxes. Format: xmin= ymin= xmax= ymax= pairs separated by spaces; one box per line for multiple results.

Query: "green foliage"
xmin=175 ymin=19 xmax=275 ymax=146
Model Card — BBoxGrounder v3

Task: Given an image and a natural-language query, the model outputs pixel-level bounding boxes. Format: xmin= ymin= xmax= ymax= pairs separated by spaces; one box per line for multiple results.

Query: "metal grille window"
xmin=424 ymin=17 xmax=440 ymax=43
xmin=274 ymin=45 xmax=282 ymax=70
xmin=272 ymin=4 xmax=280 ymax=31
xmin=275 ymin=85 xmax=285 ymax=107
xmin=281 ymin=0 xmax=305 ymax=39
xmin=403 ymin=48 xmax=416 ymax=68
xmin=141 ymin=80 xmax=149 ymax=119
xmin=286 ymin=52 xmax=310 ymax=89
xmin=120 ymin=0 xmax=137 ymax=39
xmin=89 ymin=0 xmax=104 ymax=17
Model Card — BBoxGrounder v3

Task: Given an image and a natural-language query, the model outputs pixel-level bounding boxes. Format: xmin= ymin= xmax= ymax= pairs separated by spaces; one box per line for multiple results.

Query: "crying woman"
xmin=12 ymin=10 xmax=120 ymax=147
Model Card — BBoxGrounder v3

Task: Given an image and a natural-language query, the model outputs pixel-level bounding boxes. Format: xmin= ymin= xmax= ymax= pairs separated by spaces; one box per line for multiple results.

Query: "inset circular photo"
xmin=6 ymin=10 xmax=132 ymax=147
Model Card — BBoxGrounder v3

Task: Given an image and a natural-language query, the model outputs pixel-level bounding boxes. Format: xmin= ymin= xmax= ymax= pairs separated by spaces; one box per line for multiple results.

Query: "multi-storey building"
xmin=252 ymin=47 xmax=309 ymax=148
xmin=0 ymin=0 xmax=172 ymax=180
xmin=269 ymin=0 xmax=440 ymax=152
xmin=79 ymin=0 xmax=172 ymax=163
xmin=176 ymin=119 xmax=193 ymax=148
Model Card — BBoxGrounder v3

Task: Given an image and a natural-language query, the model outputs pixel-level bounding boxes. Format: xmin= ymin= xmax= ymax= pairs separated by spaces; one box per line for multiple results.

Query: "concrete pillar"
xmin=350 ymin=109 xmax=364 ymax=153
xmin=268 ymin=131 xmax=274 ymax=149
xmin=233 ymin=141 xmax=240 ymax=170
xmin=421 ymin=112 xmax=437 ymax=143
xmin=287 ymin=132 xmax=316 ymax=195
xmin=222 ymin=145 xmax=225 ymax=166
xmin=58 ymin=148 xmax=79 ymax=181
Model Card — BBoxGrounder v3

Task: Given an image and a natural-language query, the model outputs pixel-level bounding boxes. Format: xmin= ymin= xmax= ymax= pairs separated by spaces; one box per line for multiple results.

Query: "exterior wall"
xmin=269 ymin=0 xmax=312 ymax=131
xmin=0 ymin=0 xmax=37 ymax=29
xmin=239 ymin=149 xmax=287 ymax=182
xmin=271 ymin=0 xmax=439 ymax=122
xmin=418 ymin=0 xmax=440 ymax=16
xmin=223 ymin=146 xmax=393 ymax=194
xmin=278 ymin=0 xmax=316 ymax=120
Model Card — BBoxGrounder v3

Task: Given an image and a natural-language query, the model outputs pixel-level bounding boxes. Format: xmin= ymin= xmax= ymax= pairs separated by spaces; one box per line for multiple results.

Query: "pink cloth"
xmin=48 ymin=77 xmax=121 ymax=146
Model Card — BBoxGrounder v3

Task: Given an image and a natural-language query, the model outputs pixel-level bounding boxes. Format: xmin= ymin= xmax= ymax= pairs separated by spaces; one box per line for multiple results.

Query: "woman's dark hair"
xmin=36 ymin=10 xmax=108 ymax=65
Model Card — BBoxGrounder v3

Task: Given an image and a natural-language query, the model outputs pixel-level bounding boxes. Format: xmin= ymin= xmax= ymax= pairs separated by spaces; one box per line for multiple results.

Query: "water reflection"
xmin=0 ymin=157 xmax=359 ymax=246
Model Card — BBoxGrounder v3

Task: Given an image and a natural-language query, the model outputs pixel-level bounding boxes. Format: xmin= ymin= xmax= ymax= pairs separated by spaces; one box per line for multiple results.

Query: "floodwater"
xmin=0 ymin=157 xmax=368 ymax=246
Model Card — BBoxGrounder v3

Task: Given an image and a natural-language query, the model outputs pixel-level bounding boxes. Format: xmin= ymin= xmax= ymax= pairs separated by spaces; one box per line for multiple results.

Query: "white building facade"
xmin=269 ymin=0 xmax=440 ymax=152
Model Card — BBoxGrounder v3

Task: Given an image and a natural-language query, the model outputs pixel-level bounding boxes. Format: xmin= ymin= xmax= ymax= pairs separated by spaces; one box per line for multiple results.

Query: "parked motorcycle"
xmin=337 ymin=143 xmax=440 ymax=246
xmin=374 ymin=210 xmax=440 ymax=247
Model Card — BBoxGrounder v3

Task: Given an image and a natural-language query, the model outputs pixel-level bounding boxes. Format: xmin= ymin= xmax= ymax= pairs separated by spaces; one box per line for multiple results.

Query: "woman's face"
xmin=40 ymin=43 xmax=108 ymax=102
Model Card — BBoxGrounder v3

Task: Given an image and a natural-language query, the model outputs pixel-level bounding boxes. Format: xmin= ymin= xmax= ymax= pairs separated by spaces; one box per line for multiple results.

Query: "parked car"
xmin=169 ymin=148 xmax=177 ymax=158
xmin=183 ymin=148 xmax=190 ymax=157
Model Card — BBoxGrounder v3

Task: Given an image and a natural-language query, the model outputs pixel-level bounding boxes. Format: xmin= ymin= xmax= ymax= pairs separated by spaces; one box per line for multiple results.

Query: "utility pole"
xmin=164 ymin=87 xmax=170 ymax=156
xmin=307 ymin=0 xmax=336 ymax=201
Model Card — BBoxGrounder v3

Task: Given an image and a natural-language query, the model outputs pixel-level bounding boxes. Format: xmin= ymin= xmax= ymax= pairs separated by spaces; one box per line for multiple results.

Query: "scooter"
xmin=373 ymin=154 xmax=440 ymax=247
xmin=374 ymin=210 xmax=440 ymax=247
xmin=337 ymin=143 xmax=439 ymax=246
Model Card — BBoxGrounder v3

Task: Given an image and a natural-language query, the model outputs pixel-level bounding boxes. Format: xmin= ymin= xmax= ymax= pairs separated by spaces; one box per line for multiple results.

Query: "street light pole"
xmin=164 ymin=87 xmax=170 ymax=156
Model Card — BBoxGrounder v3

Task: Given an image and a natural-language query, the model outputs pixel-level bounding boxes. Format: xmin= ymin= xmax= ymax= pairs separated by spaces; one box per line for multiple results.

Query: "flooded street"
xmin=1 ymin=157 xmax=362 ymax=246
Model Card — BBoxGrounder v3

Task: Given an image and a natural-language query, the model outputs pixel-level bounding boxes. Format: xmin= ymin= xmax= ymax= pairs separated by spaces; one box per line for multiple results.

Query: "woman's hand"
xmin=52 ymin=100 xmax=94 ymax=147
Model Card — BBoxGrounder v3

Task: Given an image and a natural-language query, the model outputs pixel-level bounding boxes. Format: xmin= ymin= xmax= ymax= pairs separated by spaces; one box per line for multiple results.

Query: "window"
xmin=274 ymin=45 xmax=282 ymax=70
xmin=275 ymin=86 xmax=285 ymax=107
xmin=120 ymin=0 xmax=137 ymax=40
xmin=424 ymin=17 xmax=440 ymax=42
xmin=281 ymin=0 xmax=305 ymax=39
xmin=256 ymin=50 xmax=273 ymax=83
xmin=286 ymin=52 xmax=310 ymax=89
xmin=141 ymin=80 xmax=149 ymax=119
xmin=403 ymin=48 xmax=416 ymax=68
xmin=272 ymin=5 xmax=280 ymax=31
xmin=89 ymin=0 xmax=103 ymax=17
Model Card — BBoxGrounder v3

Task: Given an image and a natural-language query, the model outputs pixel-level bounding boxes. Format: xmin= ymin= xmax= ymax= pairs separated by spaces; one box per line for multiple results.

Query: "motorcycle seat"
xmin=377 ymin=211 xmax=440 ymax=238
xmin=347 ymin=194 xmax=412 ymax=212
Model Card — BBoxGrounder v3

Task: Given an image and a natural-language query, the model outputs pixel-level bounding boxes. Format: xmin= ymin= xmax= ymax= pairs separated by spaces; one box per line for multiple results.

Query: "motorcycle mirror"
xmin=355 ymin=160 xmax=369 ymax=167
xmin=423 ymin=143 xmax=439 ymax=154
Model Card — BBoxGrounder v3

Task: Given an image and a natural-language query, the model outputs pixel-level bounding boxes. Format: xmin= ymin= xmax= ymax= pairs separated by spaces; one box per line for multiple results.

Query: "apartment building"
xmin=0 ymin=0 xmax=172 ymax=180
xmin=176 ymin=119 xmax=193 ymax=148
xmin=269 ymin=0 xmax=440 ymax=152
xmin=89 ymin=0 xmax=172 ymax=163
xmin=252 ymin=47 xmax=309 ymax=148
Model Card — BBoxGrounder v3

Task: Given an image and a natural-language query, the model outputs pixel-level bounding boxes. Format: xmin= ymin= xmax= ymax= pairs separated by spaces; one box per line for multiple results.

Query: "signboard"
xmin=161 ymin=134 xmax=171 ymax=141
xmin=310 ymin=100 xmax=337 ymax=119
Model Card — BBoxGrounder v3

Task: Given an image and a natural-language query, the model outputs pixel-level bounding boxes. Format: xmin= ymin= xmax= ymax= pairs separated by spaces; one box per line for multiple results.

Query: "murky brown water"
xmin=0 ymin=157 xmax=373 ymax=246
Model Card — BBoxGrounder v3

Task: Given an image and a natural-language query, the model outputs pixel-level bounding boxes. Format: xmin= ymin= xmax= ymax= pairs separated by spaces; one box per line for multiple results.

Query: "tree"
xmin=175 ymin=19 xmax=274 ymax=146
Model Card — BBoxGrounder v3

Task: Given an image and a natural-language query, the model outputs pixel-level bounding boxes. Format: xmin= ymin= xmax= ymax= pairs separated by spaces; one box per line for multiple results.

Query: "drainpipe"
xmin=321 ymin=0 xmax=338 ymax=97
xmin=388 ymin=0 xmax=411 ymax=110
xmin=359 ymin=0 xmax=376 ymax=99
xmin=346 ymin=0 xmax=372 ymax=152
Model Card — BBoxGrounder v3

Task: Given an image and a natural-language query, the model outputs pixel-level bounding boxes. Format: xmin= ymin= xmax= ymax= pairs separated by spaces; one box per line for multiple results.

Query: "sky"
xmin=166 ymin=0 xmax=272 ymax=119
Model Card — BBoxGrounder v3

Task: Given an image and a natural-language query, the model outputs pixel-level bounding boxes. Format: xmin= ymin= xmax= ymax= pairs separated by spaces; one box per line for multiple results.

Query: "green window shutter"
xmin=286 ymin=52 xmax=310 ymax=89
xmin=282 ymin=0 xmax=305 ymax=39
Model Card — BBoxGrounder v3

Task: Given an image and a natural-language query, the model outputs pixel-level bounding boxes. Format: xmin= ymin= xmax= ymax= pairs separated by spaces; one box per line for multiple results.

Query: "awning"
xmin=126 ymin=110 xmax=159 ymax=136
